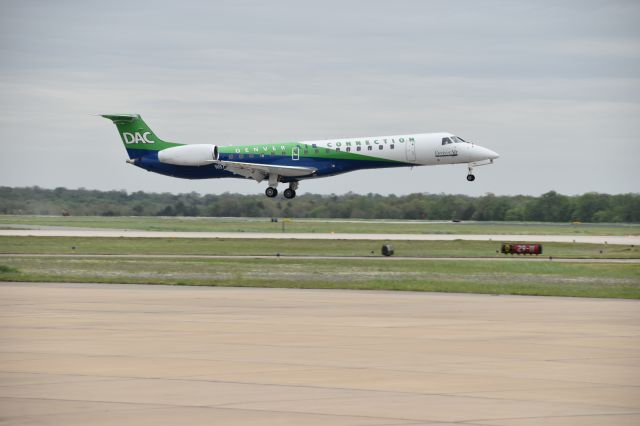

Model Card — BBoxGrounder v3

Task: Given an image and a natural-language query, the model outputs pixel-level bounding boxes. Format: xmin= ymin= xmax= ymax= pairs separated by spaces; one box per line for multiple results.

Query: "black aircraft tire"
xmin=265 ymin=187 xmax=278 ymax=198
xmin=466 ymin=174 xmax=476 ymax=182
xmin=283 ymin=188 xmax=296 ymax=199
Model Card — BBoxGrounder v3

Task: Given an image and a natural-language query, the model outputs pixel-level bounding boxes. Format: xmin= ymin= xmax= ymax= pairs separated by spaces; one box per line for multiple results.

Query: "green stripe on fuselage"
xmin=218 ymin=142 xmax=402 ymax=162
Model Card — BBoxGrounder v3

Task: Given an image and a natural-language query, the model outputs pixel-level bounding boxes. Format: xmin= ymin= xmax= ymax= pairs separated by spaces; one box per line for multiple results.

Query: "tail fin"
xmin=101 ymin=114 xmax=182 ymax=157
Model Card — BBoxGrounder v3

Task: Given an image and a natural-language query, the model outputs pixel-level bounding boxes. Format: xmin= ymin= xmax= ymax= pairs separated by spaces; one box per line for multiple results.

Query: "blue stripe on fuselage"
xmin=126 ymin=148 xmax=410 ymax=181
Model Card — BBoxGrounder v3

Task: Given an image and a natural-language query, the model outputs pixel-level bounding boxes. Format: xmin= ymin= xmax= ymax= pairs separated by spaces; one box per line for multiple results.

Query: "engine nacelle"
xmin=158 ymin=144 xmax=219 ymax=166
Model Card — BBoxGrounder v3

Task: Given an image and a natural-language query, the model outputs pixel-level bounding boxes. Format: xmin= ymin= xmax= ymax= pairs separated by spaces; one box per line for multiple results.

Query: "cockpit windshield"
xmin=442 ymin=136 xmax=469 ymax=145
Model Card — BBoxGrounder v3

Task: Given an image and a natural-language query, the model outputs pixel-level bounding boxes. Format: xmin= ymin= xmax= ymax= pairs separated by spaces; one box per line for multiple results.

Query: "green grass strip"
xmin=1 ymin=215 xmax=639 ymax=235
xmin=1 ymin=236 xmax=638 ymax=259
xmin=1 ymin=257 xmax=638 ymax=299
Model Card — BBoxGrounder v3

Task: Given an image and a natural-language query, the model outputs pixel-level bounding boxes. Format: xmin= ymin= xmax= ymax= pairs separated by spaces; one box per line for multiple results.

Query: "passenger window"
xmin=346 ymin=147 xmax=351 ymax=152
xmin=229 ymin=154 xmax=234 ymax=160
xmin=378 ymin=145 xmax=383 ymax=150
xmin=368 ymin=146 xmax=372 ymax=151
xmin=356 ymin=146 xmax=361 ymax=151
xmin=314 ymin=149 xmax=319 ymax=154
xmin=238 ymin=154 xmax=244 ymax=159
xmin=336 ymin=148 xmax=341 ymax=152
xmin=390 ymin=144 xmax=394 ymax=149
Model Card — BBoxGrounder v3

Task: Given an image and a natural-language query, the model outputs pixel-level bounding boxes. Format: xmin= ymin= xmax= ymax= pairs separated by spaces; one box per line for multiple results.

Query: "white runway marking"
xmin=1 ymin=229 xmax=638 ymax=245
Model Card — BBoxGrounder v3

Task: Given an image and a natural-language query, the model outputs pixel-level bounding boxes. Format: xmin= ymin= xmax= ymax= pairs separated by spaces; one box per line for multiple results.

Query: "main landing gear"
xmin=265 ymin=187 xmax=278 ymax=198
xmin=265 ymin=180 xmax=299 ymax=199
xmin=283 ymin=181 xmax=298 ymax=199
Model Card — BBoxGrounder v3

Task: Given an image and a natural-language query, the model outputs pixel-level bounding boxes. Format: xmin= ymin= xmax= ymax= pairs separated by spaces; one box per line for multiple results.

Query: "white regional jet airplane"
xmin=103 ymin=114 xmax=499 ymax=198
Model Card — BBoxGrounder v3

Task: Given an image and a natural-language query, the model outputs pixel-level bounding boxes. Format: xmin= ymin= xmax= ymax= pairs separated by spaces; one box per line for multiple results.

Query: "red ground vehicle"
xmin=501 ymin=243 xmax=543 ymax=255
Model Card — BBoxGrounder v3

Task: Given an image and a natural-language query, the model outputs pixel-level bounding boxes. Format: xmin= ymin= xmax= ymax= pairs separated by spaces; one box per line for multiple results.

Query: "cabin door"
xmin=406 ymin=138 xmax=416 ymax=161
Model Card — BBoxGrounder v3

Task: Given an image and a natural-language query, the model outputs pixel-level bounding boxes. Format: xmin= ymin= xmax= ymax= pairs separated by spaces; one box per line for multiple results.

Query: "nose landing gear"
xmin=464 ymin=159 xmax=496 ymax=182
xmin=466 ymin=164 xmax=476 ymax=182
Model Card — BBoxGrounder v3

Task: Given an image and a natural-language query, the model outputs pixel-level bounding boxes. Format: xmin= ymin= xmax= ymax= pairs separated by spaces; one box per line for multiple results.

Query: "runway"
xmin=1 ymin=283 xmax=639 ymax=425
xmin=1 ymin=229 xmax=638 ymax=245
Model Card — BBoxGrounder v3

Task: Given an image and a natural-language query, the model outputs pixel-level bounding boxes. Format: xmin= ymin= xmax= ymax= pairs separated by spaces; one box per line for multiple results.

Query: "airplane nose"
xmin=467 ymin=145 xmax=499 ymax=162
xmin=486 ymin=148 xmax=499 ymax=160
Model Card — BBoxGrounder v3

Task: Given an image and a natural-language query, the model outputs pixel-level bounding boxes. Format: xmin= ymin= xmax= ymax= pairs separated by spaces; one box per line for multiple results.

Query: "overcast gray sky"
xmin=1 ymin=0 xmax=638 ymax=196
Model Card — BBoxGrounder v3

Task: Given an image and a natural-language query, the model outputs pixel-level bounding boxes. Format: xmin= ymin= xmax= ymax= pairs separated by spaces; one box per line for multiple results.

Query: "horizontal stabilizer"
xmin=100 ymin=114 xmax=139 ymax=123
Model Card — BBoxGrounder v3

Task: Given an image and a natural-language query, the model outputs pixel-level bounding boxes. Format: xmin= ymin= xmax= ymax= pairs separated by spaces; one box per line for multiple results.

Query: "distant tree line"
xmin=0 ymin=186 xmax=638 ymax=223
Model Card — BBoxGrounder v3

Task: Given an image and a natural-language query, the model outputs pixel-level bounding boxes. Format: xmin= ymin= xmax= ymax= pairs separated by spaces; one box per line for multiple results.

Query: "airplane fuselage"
xmin=102 ymin=115 xmax=499 ymax=199
xmin=127 ymin=132 xmax=498 ymax=182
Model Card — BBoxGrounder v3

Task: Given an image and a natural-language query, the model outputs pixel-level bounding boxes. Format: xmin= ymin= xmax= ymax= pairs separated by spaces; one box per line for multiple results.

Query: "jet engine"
xmin=158 ymin=144 xmax=219 ymax=166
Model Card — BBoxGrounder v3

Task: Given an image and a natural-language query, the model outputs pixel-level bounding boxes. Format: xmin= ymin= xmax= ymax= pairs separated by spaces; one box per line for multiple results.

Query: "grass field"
xmin=0 ymin=235 xmax=638 ymax=298
xmin=1 ymin=236 xmax=638 ymax=258
xmin=1 ymin=256 xmax=638 ymax=299
xmin=1 ymin=215 xmax=639 ymax=235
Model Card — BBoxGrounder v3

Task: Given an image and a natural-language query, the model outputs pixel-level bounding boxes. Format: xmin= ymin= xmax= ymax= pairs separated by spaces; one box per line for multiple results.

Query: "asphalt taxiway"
xmin=1 ymin=283 xmax=639 ymax=425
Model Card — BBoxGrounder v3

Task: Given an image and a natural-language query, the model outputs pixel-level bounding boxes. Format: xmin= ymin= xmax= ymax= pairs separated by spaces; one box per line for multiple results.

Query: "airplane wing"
xmin=210 ymin=160 xmax=317 ymax=182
